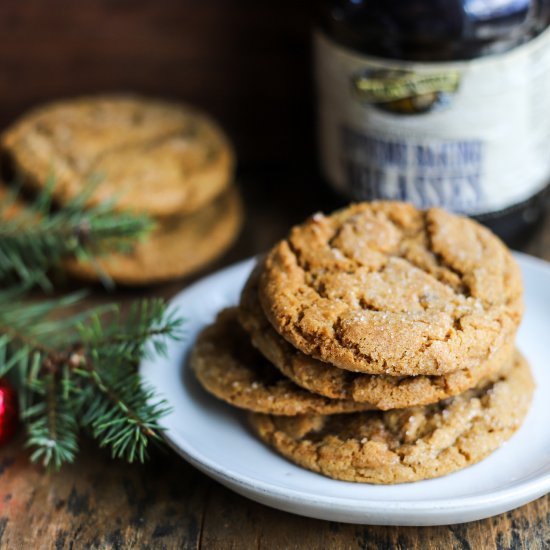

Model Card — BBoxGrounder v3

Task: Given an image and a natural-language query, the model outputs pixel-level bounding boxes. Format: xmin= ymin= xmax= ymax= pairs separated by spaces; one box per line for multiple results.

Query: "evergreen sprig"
xmin=0 ymin=288 xmax=183 ymax=468
xmin=0 ymin=179 xmax=154 ymax=289
xmin=0 ymin=180 xmax=185 ymax=468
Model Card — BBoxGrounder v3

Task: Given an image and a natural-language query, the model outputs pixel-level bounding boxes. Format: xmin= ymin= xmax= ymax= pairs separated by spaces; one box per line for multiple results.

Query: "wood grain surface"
xmin=0 ymin=173 xmax=549 ymax=550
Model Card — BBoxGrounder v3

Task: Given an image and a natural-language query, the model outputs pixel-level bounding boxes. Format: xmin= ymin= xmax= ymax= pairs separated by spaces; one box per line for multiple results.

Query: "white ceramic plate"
xmin=139 ymin=252 xmax=550 ymax=526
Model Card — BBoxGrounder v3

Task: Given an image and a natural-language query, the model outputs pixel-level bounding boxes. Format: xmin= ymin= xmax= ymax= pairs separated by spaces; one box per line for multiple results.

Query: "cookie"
xmin=64 ymin=186 xmax=242 ymax=285
xmin=239 ymin=267 xmax=515 ymax=409
xmin=259 ymin=202 xmax=523 ymax=376
xmin=250 ymin=350 xmax=534 ymax=483
xmin=190 ymin=308 xmax=374 ymax=416
xmin=1 ymin=95 xmax=234 ymax=217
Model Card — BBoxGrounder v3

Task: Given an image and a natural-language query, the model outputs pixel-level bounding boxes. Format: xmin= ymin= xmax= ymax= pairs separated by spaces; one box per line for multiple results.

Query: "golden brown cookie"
xmin=190 ymin=308 xmax=374 ymax=416
xmin=259 ymin=202 xmax=523 ymax=376
xmin=1 ymin=95 xmax=234 ymax=217
xmin=63 ymin=186 xmax=242 ymax=285
xmin=250 ymin=350 xmax=534 ymax=484
xmin=239 ymin=267 xmax=515 ymax=410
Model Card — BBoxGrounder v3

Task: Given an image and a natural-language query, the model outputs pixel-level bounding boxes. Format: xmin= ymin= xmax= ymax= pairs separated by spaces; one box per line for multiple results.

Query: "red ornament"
xmin=0 ymin=378 xmax=18 ymax=445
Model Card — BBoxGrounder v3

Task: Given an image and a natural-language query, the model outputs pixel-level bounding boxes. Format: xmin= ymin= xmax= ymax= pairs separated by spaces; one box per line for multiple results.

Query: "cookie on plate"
xmin=1 ymin=95 xmax=234 ymax=217
xmin=259 ymin=202 xmax=523 ymax=376
xmin=250 ymin=350 xmax=534 ymax=483
xmin=190 ymin=308 xmax=374 ymax=416
xmin=239 ymin=267 xmax=515 ymax=409
xmin=63 ymin=186 xmax=243 ymax=285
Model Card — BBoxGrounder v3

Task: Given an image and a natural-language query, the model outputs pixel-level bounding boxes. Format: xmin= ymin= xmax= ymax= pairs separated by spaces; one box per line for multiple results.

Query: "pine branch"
xmin=77 ymin=358 xmax=171 ymax=463
xmin=73 ymin=301 xmax=182 ymax=462
xmin=23 ymin=374 xmax=80 ymax=468
xmin=0 ymin=287 xmax=90 ymax=377
xmin=0 ymin=180 xmax=154 ymax=289
xmin=77 ymin=298 xmax=183 ymax=363
xmin=0 ymin=291 xmax=183 ymax=468
xmin=0 ymin=177 xmax=184 ymax=469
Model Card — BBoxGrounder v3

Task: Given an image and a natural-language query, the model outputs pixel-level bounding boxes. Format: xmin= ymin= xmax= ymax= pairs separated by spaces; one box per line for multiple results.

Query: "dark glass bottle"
xmin=315 ymin=0 xmax=550 ymax=244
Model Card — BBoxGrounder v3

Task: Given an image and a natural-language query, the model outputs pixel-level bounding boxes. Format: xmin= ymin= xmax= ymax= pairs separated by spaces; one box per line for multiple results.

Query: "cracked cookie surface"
xmin=259 ymin=202 xmax=523 ymax=376
xmin=250 ymin=350 xmax=533 ymax=483
xmin=190 ymin=308 xmax=374 ymax=416
xmin=64 ymin=186 xmax=242 ymax=285
xmin=1 ymin=95 xmax=234 ymax=217
xmin=239 ymin=268 xmax=515 ymax=409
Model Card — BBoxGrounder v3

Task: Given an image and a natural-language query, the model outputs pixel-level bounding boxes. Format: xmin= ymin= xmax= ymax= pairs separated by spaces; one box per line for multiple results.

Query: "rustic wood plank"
xmin=0 ymin=436 xmax=211 ymax=549
xmin=191 ymin=481 xmax=549 ymax=550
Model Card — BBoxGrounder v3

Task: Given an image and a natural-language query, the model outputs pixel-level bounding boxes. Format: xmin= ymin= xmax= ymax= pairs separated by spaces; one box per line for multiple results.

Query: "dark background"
xmin=0 ymin=0 xmax=317 ymax=168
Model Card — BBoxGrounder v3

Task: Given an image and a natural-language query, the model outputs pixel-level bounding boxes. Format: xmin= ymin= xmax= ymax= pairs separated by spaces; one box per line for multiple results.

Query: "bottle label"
xmin=315 ymin=29 xmax=550 ymax=215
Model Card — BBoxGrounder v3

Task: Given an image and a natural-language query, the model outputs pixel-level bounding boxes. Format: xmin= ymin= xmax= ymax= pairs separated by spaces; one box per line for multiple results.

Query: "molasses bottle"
xmin=315 ymin=0 xmax=550 ymax=243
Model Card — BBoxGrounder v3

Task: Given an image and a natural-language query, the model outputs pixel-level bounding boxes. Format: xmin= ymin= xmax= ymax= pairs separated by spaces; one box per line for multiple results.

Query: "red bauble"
xmin=0 ymin=378 xmax=18 ymax=445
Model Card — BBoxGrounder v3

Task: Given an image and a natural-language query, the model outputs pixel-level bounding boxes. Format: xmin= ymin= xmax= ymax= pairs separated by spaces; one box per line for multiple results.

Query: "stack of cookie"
xmin=0 ymin=95 xmax=243 ymax=285
xmin=191 ymin=202 xmax=534 ymax=484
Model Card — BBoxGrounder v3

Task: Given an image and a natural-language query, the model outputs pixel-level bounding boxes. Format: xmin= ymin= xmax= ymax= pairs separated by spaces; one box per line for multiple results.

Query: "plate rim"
xmin=140 ymin=252 xmax=550 ymax=522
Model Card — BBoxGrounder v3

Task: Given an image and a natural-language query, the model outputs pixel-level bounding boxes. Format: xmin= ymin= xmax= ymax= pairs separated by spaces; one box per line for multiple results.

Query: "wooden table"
xmin=0 ymin=174 xmax=549 ymax=549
